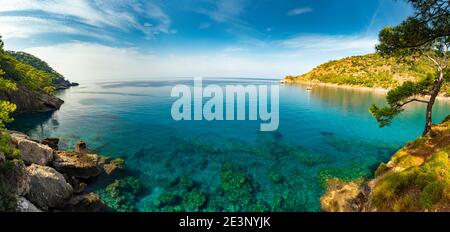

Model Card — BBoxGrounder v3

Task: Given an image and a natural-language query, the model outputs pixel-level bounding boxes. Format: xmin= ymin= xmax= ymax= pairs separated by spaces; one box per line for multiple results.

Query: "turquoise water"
xmin=8 ymin=78 xmax=450 ymax=212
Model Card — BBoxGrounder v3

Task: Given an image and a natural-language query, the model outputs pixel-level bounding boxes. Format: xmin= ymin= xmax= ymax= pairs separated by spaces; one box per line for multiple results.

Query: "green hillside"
xmin=1 ymin=49 xmax=56 ymax=95
xmin=285 ymin=53 xmax=444 ymax=90
xmin=6 ymin=51 xmax=75 ymax=90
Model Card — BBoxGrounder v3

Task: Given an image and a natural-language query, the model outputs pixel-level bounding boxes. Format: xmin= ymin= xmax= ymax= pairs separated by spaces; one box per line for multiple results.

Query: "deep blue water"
xmin=8 ymin=78 xmax=450 ymax=212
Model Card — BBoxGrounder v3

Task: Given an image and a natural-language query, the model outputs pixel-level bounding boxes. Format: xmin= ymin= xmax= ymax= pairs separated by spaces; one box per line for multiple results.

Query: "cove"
xmin=7 ymin=78 xmax=450 ymax=212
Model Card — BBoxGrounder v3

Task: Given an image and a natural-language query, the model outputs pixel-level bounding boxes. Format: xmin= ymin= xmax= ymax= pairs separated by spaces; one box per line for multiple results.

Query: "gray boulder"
xmin=16 ymin=197 xmax=42 ymax=212
xmin=0 ymin=159 xmax=30 ymax=196
xmin=26 ymin=164 xmax=73 ymax=211
xmin=63 ymin=193 xmax=107 ymax=212
xmin=10 ymin=132 xmax=54 ymax=165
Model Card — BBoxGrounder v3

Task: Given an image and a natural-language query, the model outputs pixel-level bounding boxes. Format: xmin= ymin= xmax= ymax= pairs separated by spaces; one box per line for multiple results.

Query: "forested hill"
xmin=285 ymin=53 xmax=449 ymax=92
xmin=6 ymin=51 xmax=77 ymax=90
xmin=0 ymin=37 xmax=74 ymax=113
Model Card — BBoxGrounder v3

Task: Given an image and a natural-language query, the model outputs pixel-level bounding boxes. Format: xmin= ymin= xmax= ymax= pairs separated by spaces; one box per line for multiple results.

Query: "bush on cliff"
xmin=371 ymin=147 xmax=450 ymax=211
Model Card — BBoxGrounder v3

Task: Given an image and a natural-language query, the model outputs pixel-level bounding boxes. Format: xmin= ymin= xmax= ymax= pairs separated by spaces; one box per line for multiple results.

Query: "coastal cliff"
xmin=0 ymin=49 xmax=76 ymax=113
xmin=0 ymin=86 xmax=64 ymax=113
xmin=321 ymin=116 xmax=450 ymax=212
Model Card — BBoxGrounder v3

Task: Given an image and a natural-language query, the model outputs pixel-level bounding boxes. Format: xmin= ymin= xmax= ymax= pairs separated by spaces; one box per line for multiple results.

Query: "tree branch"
xmin=396 ymin=98 xmax=429 ymax=108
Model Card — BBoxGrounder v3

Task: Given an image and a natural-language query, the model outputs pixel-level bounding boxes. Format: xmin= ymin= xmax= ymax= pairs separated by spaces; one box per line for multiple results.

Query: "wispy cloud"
xmin=204 ymin=0 xmax=249 ymax=23
xmin=0 ymin=0 xmax=174 ymax=40
xmin=286 ymin=7 xmax=313 ymax=16
xmin=24 ymin=42 xmax=299 ymax=80
xmin=279 ymin=34 xmax=377 ymax=52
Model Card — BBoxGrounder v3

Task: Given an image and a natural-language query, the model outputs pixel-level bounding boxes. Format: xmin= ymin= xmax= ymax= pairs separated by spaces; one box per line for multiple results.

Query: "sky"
xmin=0 ymin=0 xmax=413 ymax=81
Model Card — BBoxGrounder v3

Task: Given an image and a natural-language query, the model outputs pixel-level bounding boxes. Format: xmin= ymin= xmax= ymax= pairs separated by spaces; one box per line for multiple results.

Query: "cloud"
xmin=22 ymin=42 xmax=310 ymax=81
xmin=0 ymin=16 xmax=114 ymax=41
xmin=203 ymin=0 xmax=248 ymax=23
xmin=279 ymin=35 xmax=378 ymax=53
xmin=22 ymin=36 xmax=378 ymax=82
xmin=287 ymin=7 xmax=313 ymax=16
xmin=0 ymin=0 xmax=174 ymax=40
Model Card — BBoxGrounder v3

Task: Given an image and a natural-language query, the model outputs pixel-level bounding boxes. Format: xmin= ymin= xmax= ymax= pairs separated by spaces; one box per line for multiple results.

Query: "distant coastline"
xmin=283 ymin=78 xmax=450 ymax=101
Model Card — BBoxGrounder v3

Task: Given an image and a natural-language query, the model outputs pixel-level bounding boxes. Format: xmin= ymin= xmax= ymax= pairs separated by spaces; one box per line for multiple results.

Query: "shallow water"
xmin=8 ymin=78 xmax=450 ymax=212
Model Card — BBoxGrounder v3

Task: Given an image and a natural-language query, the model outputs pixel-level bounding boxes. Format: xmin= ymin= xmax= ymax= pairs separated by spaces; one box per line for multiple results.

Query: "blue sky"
xmin=0 ymin=0 xmax=413 ymax=81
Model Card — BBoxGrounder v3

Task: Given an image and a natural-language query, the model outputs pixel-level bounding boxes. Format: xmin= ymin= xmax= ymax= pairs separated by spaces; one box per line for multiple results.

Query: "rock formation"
xmin=0 ymin=86 xmax=64 ymax=113
xmin=0 ymin=131 xmax=111 ymax=212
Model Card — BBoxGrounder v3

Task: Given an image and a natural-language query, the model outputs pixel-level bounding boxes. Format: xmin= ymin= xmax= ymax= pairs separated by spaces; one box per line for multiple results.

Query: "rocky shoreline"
xmin=0 ymin=131 xmax=124 ymax=212
xmin=321 ymin=116 xmax=450 ymax=212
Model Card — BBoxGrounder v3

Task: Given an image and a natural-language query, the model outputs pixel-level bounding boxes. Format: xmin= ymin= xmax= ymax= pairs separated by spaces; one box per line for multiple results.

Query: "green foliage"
xmin=369 ymin=76 xmax=434 ymax=127
xmin=371 ymin=0 xmax=449 ymax=134
xmin=370 ymin=69 xmax=444 ymax=130
xmin=0 ymin=39 xmax=56 ymax=95
xmin=286 ymin=53 xmax=436 ymax=88
xmin=0 ymin=182 xmax=17 ymax=212
xmin=0 ymin=101 xmax=16 ymax=126
xmin=6 ymin=51 xmax=68 ymax=88
xmin=99 ymin=177 xmax=143 ymax=212
xmin=0 ymin=60 xmax=19 ymax=165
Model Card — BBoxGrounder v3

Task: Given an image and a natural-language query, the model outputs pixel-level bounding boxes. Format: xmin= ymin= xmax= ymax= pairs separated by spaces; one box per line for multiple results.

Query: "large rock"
xmin=53 ymin=151 xmax=100 ymax=178
xmin=0 ymin=86 xmax=64 ymax=113
xmin=16 ymin=197 xmax=42 ymax=212
xmin=10 ymin=132 xmax=54 ymax=165
xmin=67 ymin=176 xmax=87 ymax=194
xmin=9 ymin=131 xmax=30 ymax=144
xmin=63 ymin=193 xmax=107 ymax=212
xmin=75 ymin=141 xmax=88 ymax=154
xmin=0 ymin=159 xmax=30 ymax=196
xmin=41 ymin=138 xmax=60 ymax=150
xmin=26 ymin=164 xmax=73 ymax=211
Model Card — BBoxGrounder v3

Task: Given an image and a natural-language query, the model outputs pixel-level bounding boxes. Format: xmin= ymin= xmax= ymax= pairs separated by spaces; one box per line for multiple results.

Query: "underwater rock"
xmin=0 ymin=159 xmax=30 ymax=196
xmin=53 ymin=151 xmax=100 ymax=178
xmin=41 ymin=138 xmax=60 ymax=150
xmin=99 ymin=177 xmax=143 ymax=212
xmin=63 ymin=193 xmax=107 ymax=212
xmin=16 ymin=197 xmax=42 ymax=212
xmin=11 ymin=133 xmax=54 ymax=166
xmin=220 ymin=163 xmax=255 ymax=211
xmin=320 ymin=179 xmax=367 ymax=212
xmin=100 ymin=157 xmax=125 ymax=176
xmin=182 ymin=189 xmax=206 ymax=212
xmin=26 ymin=164 xmax=73 ymax=211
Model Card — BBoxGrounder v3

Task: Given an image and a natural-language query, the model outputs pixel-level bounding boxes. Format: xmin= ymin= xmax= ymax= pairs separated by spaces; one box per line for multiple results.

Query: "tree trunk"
xmin=423 ymin=70 xmax=444 ymax=136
